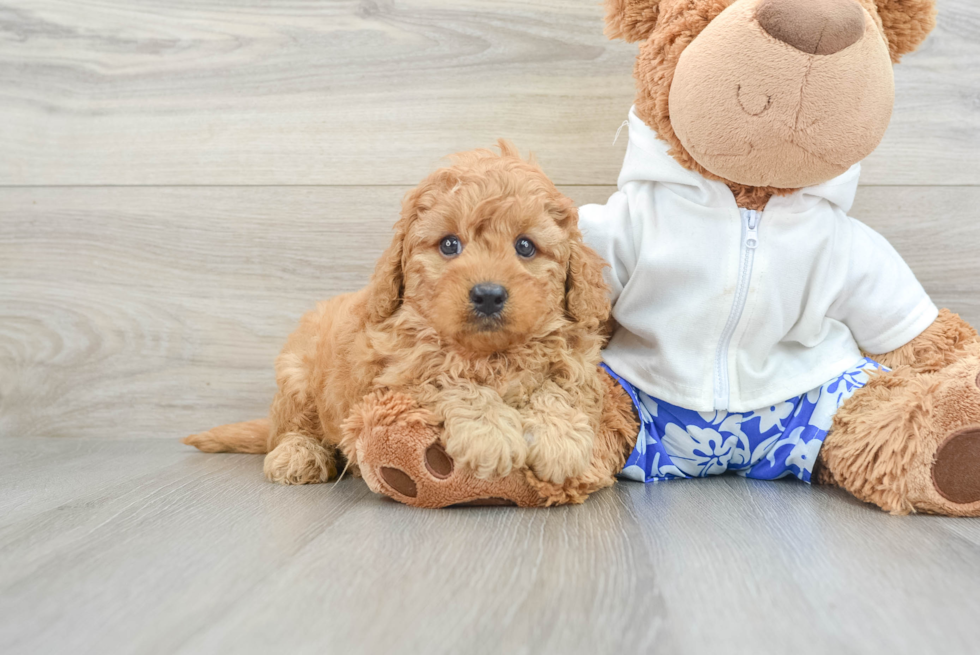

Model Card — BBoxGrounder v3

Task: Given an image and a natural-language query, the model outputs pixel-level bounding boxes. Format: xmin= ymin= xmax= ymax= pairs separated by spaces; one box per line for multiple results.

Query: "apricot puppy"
xmin=184 ymin=141 xmax=611 ymax=487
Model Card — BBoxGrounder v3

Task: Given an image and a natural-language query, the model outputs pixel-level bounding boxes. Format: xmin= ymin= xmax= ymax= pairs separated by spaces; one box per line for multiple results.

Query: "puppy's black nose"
xmin=469 ymin=283 xmax=508 ymax=317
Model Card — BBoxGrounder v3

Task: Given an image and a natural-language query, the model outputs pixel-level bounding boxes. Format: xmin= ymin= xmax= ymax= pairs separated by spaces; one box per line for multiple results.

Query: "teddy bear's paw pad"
xmin=380 ymin=467 xmax=417 ymax=498
xmin=933 ymin=427 xmax=980 ymax=505
xmin=451 ymin=498 xmax=518 ymax=507
xmin=424 ymin=443 xmax=453 ymax=479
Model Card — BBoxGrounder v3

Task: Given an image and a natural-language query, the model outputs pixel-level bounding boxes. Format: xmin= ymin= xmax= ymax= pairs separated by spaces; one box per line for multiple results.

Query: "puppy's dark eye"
xmin=439 ymin=235 xmax=462 ymax=257
xmin=515 ymin=236 xmax=536 ymax=259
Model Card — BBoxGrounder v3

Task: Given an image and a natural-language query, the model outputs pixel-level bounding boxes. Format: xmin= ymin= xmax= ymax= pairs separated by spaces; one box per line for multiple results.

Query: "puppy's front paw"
xmin=525 ymin=411 xmax=595 ymax=484
xmin=443 ymin=405 xmax=527 ymax=480
xmin=263 ymin=433 xmax=336 ymax=485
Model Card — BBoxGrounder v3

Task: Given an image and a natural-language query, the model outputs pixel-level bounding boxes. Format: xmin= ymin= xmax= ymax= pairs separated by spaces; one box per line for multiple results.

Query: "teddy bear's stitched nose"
xmin=756 ymin=0 xmax=866 ymax=56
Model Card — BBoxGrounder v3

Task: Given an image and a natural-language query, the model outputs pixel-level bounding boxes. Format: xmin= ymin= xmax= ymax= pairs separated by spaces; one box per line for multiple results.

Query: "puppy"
xmin=184 ymin=141 xmax=611 ymax=486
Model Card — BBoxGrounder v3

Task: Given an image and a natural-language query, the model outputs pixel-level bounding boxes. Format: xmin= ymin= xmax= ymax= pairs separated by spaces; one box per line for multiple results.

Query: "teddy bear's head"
xmin=606 ymin=0 xmax=936 ymax=199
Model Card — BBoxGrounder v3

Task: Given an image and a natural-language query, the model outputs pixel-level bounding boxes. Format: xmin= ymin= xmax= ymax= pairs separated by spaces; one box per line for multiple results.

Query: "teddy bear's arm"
xmin=828 ymin=218 xmax=940 ymax=348
xmin=869 ymin=309 xmax=979 ymax=373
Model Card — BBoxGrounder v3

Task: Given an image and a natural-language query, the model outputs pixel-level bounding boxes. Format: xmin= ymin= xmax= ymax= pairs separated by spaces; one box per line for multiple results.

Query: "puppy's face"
xmin=398 ymin=150 xmax=577 ymax=354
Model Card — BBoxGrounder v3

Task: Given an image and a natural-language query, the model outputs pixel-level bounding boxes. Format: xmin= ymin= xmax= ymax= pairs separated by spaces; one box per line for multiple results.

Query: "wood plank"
xmin=0 ymin=185 xmax=409 ymax=441
xmin=622 ymin=476 xmax=980 ymax=654
xmin=0 ymin=0 xmax=977 ymax=186
xmin=1 ymin=185 xmax=977 ymax=441
xmin=1 ymin=437 xmax=979 ymax=654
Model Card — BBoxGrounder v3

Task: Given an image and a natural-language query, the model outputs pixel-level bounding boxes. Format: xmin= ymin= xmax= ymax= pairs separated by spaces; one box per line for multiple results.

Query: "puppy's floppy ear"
xmin=365 ymin=186 xmax=422 ymax=324
xmin=604 ymin=0 xmax=662 ymax=42
xmin=562 ymin=206 xmax=611 ymax=332
xmin=874 ymin=0 xmax=937 ymax=62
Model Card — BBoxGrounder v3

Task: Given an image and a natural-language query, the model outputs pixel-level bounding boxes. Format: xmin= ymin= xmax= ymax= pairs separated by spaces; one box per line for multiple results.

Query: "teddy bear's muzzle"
xmin=668 ymin=0 xmax=895 ymax=189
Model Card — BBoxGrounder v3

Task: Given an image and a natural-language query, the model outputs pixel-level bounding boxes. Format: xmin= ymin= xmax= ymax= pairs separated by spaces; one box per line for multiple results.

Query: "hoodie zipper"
xmin=712 ymin=208 xmax=762 ymax=410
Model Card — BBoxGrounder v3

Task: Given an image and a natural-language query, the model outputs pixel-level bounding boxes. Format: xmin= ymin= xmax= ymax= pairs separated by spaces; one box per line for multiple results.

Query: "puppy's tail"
xmin=182 ymin=418 xmax=271 ymax=454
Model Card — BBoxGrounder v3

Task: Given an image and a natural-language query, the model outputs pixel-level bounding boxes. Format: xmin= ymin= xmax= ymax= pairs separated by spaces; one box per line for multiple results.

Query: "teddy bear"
xmin=351 ymin=0 xmax=980 ymax=515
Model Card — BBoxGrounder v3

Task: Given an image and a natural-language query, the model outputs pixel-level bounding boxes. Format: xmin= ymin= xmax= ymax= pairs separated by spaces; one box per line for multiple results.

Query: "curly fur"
xmin=185 ymin=141 xmax=613 ymax=488
xmin=525 ymin=371 xmax=639 ymax=506
xmin=185 ymin=0 xmax=954 ymax=511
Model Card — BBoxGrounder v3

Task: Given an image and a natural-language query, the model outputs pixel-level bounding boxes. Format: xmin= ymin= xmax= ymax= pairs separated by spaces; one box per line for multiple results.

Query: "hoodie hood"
xmin=619 ymin=106 xmax=862 ymax=215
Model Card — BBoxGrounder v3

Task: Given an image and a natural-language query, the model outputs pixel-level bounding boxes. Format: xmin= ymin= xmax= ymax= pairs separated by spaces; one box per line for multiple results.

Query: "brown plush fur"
xmin=814 ymin=310 xmax=980 ymax=515
xmin=185 ymin=141 xmax=615 ymax=495
xmin=604 ymin=0 xmax=663 ymax=42
xmin=611 ymin=0 xmax=931 ymax=207
xmin=630 ymin=1 xmax=759 ymax=196
xmin=821 ymin=341 xmax=980 ymax=515
xmin=876 ymin=0 xmax=938 ymax=62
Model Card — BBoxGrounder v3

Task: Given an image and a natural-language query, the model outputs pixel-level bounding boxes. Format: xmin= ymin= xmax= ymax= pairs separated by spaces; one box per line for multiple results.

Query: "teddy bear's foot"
xmin=341 ymin=373 xmax=639 ymax=509
xmin=370 ymin=437 xmax=543 ymax=508
xmin=343 ymin=392 xmax=543 ymax=508
xmin=820 ymin=348 xmax=980 ymax=516
xmin=931 ymin=426 xmax=980 ymax=506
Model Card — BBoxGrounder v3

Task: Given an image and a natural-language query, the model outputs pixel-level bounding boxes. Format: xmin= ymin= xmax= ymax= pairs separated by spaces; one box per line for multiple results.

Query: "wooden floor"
xmin=2 ymin=0 xmax=980 ymax=653
xmin=3 ymin=437 xmax=980 ymax=655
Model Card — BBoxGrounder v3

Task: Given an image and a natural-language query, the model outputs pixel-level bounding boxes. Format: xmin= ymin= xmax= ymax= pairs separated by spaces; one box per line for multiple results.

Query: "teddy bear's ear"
xmin=874 ymin=0 xmax=937 ymax=62
xmin=604 ymin=0 xmax=662 ymax=43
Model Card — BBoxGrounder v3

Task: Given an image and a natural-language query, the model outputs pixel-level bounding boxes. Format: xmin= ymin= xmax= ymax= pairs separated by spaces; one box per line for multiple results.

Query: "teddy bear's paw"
xmin=824 ymin=352 xmax=980 ymax=516
xmin=932 ymin=426 xmax=980 ymax=507
xmin=909 ymin=356 xmax=980 ymax=516
xmin=926 ymin=357 xmax=980 ymax=513
xmin=374 ymin=442 xmax=452 ymax=500
xmin=377 ymin=442 xmax=527 ymax=507
xmin=381 ymin=442 xmax=544 ymax=508
xmin=355 ymin=414 xmax=543 ymax=509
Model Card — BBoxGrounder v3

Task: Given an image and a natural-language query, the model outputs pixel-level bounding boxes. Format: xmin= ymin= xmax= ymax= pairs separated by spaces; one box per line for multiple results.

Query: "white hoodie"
xmin=580 ymin=108 xmax=938 ymax=412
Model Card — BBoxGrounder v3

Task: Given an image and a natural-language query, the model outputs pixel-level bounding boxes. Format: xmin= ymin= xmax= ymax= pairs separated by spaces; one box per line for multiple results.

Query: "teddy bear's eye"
xmin=439 ymin=235 xmax=462 ymax=257
xmin=515 ymin=236 xmax=536 ymax=259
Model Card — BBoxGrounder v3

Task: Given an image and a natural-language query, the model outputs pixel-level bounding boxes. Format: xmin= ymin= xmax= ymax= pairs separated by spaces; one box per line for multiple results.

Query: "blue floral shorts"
xmin=603 ymin=358 xmax=886 ymax=484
